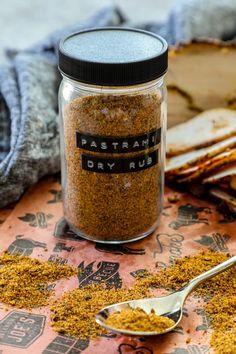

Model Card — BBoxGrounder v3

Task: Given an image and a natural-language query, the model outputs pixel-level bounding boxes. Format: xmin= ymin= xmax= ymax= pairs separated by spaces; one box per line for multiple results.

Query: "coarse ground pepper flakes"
xmin=50 ymin=250 xmax=236 ymax=353
xmin=0 ymin=252 xmax=77 ymax=308
xmin=63 ymin=93 xmax=162 ymax=242
xmin=105 ymin=308 xmax=175 ymax=332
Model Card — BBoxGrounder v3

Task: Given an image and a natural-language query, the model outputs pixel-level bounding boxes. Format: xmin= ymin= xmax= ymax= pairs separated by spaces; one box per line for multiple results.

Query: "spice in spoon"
xmin=105 ymin=307 xmax=175 ymax=333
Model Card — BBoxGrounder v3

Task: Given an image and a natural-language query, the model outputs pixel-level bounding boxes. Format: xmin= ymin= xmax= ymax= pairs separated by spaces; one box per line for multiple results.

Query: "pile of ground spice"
xmin=136 ymin=250 xmax=236 ymax=354
xmin=105 ymin=308 xmax=175 ymax=333
xmin=50 ymin=250 xmax=236 ymax=353
xmin=135 ymin=250 xmax=234 ymax=297
xmin=50 ymin=283 xmax=149 ymax=338
xmin=206 ymin=292 xmax=236 ymax=353
xmin=63 ymin=93 xmax=162 ymax=242
xmin=0 ymin=253 xmax=77 ymax=308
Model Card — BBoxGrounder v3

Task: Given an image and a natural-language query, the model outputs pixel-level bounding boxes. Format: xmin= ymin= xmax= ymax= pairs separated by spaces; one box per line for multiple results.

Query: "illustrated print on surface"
xmin=0 ymin=311 xmax=45 ymax=348
xmin=54 ymin=218 xmax=85 ymax=241
xmin=8 ymin=235 xmax=47 ymax=256
xmin=95 ymin=243 xmax=145 ymax=255
xmin=195 ymin=233 xmax=230 ymax=252
xmin=118 ymin=343 xmax=153 ymax=354
xmin=47 ymin=189 xmax=62 ymax=204
xmin=162 ymin=204 xmax=172 ymax=217
xmin=18 ymin=212 xmax=53 ymax=228
xmin=155 ymin=261 xmax=167 ymax=270
xmin=48 ymin=254 xmax=68 ymax=265
xmin=130 ymin=269 xmax=151 ymax=279
xmin=78 ymin=261 xmax=122 ymax=288
xmin=42 ymin=334 xmax=89 ymax=354
xmin=194 ymin=308 xmax=211 ymax=331
xmin=167 ymin=345 xmax=209 ymax=354
xmin=169 ymin=204 xmax=211 ymax=230
xmin=154 ymin=233 xmax=184 ymax=263
xmin=53 ymin=242 xmax=74 ymax=253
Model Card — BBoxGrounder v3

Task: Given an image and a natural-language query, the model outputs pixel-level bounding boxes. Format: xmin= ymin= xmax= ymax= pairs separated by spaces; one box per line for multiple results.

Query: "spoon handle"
xmin=183 ymin=254 xmax=236 ymax=296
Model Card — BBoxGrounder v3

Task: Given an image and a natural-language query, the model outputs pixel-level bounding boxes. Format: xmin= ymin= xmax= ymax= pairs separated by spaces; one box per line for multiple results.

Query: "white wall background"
xmin=0 ymin=0 xmax=174 ymax=62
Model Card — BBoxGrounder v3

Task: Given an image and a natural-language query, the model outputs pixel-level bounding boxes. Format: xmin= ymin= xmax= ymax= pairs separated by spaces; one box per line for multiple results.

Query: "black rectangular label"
xmin=76 ymin=128 xmax=161 ymax=153
xmin=81 ymin=150 xmax=158 ymax=173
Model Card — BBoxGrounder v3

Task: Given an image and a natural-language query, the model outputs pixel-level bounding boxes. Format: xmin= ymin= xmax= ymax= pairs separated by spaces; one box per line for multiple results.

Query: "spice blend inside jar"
xmin=59 ymin=28 xmax=168 ymax=242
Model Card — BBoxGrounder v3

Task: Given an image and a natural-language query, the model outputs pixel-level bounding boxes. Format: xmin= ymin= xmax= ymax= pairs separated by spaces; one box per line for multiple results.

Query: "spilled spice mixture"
xmin=0 ymin=252 xmax=76 ymax=308
xmin=135 ymin=250 xmax=234 ymax=297
xmin=136 ymin=250 xmax=236 ymax=354
xmin=63 ymin=93 xmax=162 ymax=242
xmin=50 ymin=283 xmax=149 ymax=339
xmin=105 ymin=308 xmax=175 ymax=332
xmin=50 ymin=250 xmax=236 ymax=354
xmin=206 ymin=295 xmax=236 ymax=354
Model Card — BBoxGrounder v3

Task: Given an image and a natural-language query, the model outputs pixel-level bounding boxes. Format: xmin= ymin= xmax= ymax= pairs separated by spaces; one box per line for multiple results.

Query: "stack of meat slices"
xmin=166 ymin=108 xmax=236 ymax=211
xmin=167 ymin=40 xmax=236 ymax=128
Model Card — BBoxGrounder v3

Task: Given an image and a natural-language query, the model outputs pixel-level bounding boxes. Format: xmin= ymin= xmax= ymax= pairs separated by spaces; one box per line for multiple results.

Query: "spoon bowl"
xmin=96 ymin=291 xmax=184 ymax=336
xmin=96 ymin=254 xmax=236 ymax=336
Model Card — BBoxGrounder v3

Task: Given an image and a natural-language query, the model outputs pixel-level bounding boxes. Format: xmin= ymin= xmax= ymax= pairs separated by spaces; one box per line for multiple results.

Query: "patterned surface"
xmin=0 ymin=0 xmax=173 ymax=63
xmin=0 ymin=176 xmax=235 ymax=353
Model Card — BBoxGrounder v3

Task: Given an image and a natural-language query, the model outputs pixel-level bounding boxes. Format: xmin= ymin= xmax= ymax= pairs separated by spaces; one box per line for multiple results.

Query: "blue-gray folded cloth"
xmin=0 ymin=7 xmax=123 ymax=207
xmin=1 ymin=1 xmax=236 ymax=207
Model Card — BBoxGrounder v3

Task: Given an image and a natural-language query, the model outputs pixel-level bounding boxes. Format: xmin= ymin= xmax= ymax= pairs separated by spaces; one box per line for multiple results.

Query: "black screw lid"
xmin=58 ymin=27 xmax=168 ymax=86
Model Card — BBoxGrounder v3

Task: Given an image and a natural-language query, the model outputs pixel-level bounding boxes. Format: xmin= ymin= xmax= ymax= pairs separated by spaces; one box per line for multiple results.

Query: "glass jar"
xmin=58 ymin=28 xmax=168 ymax=243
